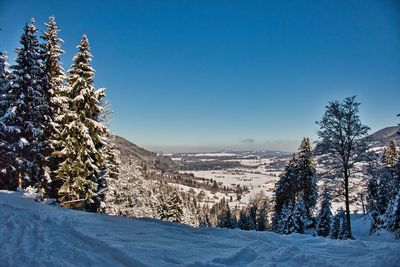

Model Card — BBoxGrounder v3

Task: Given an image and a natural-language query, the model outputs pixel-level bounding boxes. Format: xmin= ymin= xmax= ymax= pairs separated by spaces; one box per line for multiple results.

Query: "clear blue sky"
xmin=1 ymin=0 xmax=399 ymax=152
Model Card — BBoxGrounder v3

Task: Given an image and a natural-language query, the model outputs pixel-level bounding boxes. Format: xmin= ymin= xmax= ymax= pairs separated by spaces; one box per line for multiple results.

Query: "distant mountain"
xmin=367 ymin=126 xmax=400 ymax=145
xmin=114 ymin=135 xmax=176 ymax=171
xmin=315 ymin=126 xmax=400 ymax=153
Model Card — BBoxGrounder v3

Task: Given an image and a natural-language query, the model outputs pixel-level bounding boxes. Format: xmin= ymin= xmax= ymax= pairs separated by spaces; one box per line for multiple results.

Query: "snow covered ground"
xmin=1 ymin=191 xmax=399 ymax=267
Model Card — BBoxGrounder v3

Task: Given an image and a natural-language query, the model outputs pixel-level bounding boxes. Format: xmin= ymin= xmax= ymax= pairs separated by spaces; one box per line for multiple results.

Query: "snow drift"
xmin=0 ymin=191 xmax=399 ymax=267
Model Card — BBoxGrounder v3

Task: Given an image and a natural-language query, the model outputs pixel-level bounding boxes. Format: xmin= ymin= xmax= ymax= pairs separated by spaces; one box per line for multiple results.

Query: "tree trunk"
xmin=344 ymin=168 xmax=353 ymax=239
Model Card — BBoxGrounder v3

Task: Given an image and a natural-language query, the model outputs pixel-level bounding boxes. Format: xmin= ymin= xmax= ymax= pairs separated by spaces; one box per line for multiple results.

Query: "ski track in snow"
xmin=1 ymin=191 xmax=399 ymax=267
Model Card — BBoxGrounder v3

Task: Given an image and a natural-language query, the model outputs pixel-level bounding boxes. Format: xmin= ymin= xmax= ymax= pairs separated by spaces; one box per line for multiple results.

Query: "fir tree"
xmin=382 ymin=140 xmax=398 ymax=170
xmin=105 ymin=159 xmax=158 ymax=218
xmin=316 ymin=187 xmax=333 ymax=237
xmin=295 ymin=137 xmax=317 ymax=226
xmin=273 ymin=138 xmax=317 ymax=232
xmin=247 ymin=203 xmax=258 ymax=230
xmin=54 ymin=35 xmax=109 ymax=211
xmin=0 ymin=51 xmax=10 ymax=116
xmin=292 ymin=196 xmax=307 ymax=234
xmin=367 ymin=175 xmax=381 ymax=234
xmin=218 ymin=202 xmax=236 ymax=229
xmin=338 ymin=208 xmax=347 ymax=239
xmin=39 ymin=17 xmax=67 ymax=197
xmin=256 ymin=198 xmax=270 ymax=231
xmin=330 ymin=208 xmax=347 ymax=239
xmin=0 ymin=51 xmax=13 ymax=189
xmin=40 ymin=16 xmax=67 ymax=197
xmin=238 ymin=208 xmax=249 ymax=230
xmin=273 ymin=155 xmax=298 ymax=230
xmin=377 ymin=173 xmax=390 ymax=215
xmin=166 ymin=190 xmax=184 ymax=223
xmin=330 ymin=212 xmax=341 ymax=239
xmin=278 ymin=201 xmax=296 ymax=234
xmin=384 ymin=191 xmax=400 ymax=238
xmin=8 ymin=19 xmax=50 ymax=189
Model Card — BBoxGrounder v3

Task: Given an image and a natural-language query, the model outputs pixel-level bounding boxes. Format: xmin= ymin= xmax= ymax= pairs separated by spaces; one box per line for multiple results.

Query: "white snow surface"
xmin=1 ymin=191 xmax=399 ymax=267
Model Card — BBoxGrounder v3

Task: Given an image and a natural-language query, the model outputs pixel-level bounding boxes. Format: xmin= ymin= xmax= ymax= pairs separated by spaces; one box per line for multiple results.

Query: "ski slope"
xmin=0 ymin=191 xmax=399 ymax=267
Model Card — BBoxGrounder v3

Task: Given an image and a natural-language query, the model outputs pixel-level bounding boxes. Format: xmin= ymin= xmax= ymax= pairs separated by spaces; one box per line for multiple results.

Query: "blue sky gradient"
xmin=1 ymin=0 xmax=399 ymax=152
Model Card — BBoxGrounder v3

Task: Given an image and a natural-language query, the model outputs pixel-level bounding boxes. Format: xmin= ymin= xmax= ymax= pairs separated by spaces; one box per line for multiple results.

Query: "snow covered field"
xmin=174 ymin=153 xmax=284 ymax=205
xmin=1 ymin=191 xmax=399 ymax=267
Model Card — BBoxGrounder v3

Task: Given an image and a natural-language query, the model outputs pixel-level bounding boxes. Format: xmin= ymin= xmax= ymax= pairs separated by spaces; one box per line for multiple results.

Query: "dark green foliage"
xmin=218 ymin=202 xmax=236 ymax=229
xmin=278 ymin=201 xmax=296 ymax=234
xmin=316 ymin=188 xmax=332 ymax=237
xmin=273 ymin=138 xmax=317 ymax=232
xmin=330 ymin=212 xmax=341 ymax=239
xmin=0 ymin=51 xmax=14 ymax=189
xmin=39 ymin=16 xmax=67 ymax=198
xmin=54 ymin=35 xmax=112 ymax=211
xmin=330 ymin=208 xmax=347 ymax=240
xmin=296 ymin=138 xmax=317 ymax=224
xmin=7 ymin=19 xmax=50 ymax=189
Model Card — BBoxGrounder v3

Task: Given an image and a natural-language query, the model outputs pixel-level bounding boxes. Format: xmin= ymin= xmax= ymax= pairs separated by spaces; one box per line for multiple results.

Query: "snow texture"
xmin=0 ymin=191 xmax=399 ymax=267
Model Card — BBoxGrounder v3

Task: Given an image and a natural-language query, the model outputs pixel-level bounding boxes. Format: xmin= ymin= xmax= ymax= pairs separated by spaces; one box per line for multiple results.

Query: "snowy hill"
xmin=1 ymin=191 xmax=399 ymax=267
xmin=114 ymin=135 xmax=176 ymax=171
xmin=367 ymin=126 xmax=400 ymax=145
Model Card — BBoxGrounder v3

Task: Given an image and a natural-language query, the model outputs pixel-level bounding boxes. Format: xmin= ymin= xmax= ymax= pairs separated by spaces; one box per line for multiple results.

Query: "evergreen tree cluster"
xmin=105 ymin=158 xmax=200 ymax=226
xmin=367 ymin=140 xmax=400 ymax=237
xmin=273 ymin=138 xmax=317 ymax=234
xmin=198 ymin=192 xmax=273 ymax=231
xmin=0 ymin=17 xmax=117 ymax=212
xmin=315 ymin=187 xmax=333 ymax=237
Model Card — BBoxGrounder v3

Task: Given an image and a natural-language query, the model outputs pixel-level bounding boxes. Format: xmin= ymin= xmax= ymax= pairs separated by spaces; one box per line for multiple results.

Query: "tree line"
xmin=1 ymin=17 xmax=399 ymax=239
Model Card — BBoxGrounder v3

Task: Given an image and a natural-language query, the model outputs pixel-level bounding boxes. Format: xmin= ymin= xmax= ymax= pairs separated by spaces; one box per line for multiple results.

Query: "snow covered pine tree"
xmin=39 ymin=16 xmax=67 ymax=198
xmin=6 ymin=19 xmax=50 ymax=190
xmin=54 ymin=35 xmax=113 ymax=212
xmin=316 ymin=187 xmax=333 ymax=237
xmin=0 ymin=51 xmax=14 ymax=189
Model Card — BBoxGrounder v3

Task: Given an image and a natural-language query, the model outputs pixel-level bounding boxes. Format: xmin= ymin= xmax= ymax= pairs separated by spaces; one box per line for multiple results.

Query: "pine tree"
xmin=273 ymin=155 xmax=298 ymax=230
xmin=40 ymin=16 xmax=67 ymax=197
xmin=7 ymin=19 xmax=50 ymax=189
xmin=295 ymin=137 xmax=317 ymax=226
xmin=54 ymin=35 xmax=109 ymax=211
xmin=316 ymin=187 xmax=333 ymax=237
xmin=0 ymin=51 xmax=10 ymax=116
xmin=279 ymin=201 xmax=296 ymax=234
xmin=330 ymin=212 xmax=341 ymax=239
xmin=238 ymin=208 xmax=249 ymax=230
xmin=367 ymin=175 xmax=381 ymax=234
xmin=384 ymin=191 xmax=400 ymax=238
xmin=256 ymin=198 xmax=270 ymax=231
xmin=330 ymin=208 xmax=347 ymax=239
xmin=0 ymin=51 xmax=14 ymax=189
xmin=382 ymin=140 xmax=398 ymax=170
xmin=166 ymin=190 xmax=184 ymax=223
xmin=247 ymin=203 xmax=258 ymax=230
xmin=273 ymin=138 xmax=317 ymax=232
xmin=218 ymin=202 xmax=235 ymax=229
xmin=293 ymin=196 xmax=307 ymax=234
xmin=377 ymin=173 xmax=390 ymax=215
xmin=105 ymin=159 xmax=158 ymax=218
xmin=338 ymin=208 xmax=347 ymax=239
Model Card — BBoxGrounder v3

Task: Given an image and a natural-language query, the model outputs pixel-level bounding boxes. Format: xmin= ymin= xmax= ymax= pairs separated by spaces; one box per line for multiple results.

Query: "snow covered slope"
xmin=1 ymin=191 xmax=399 ymax=267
